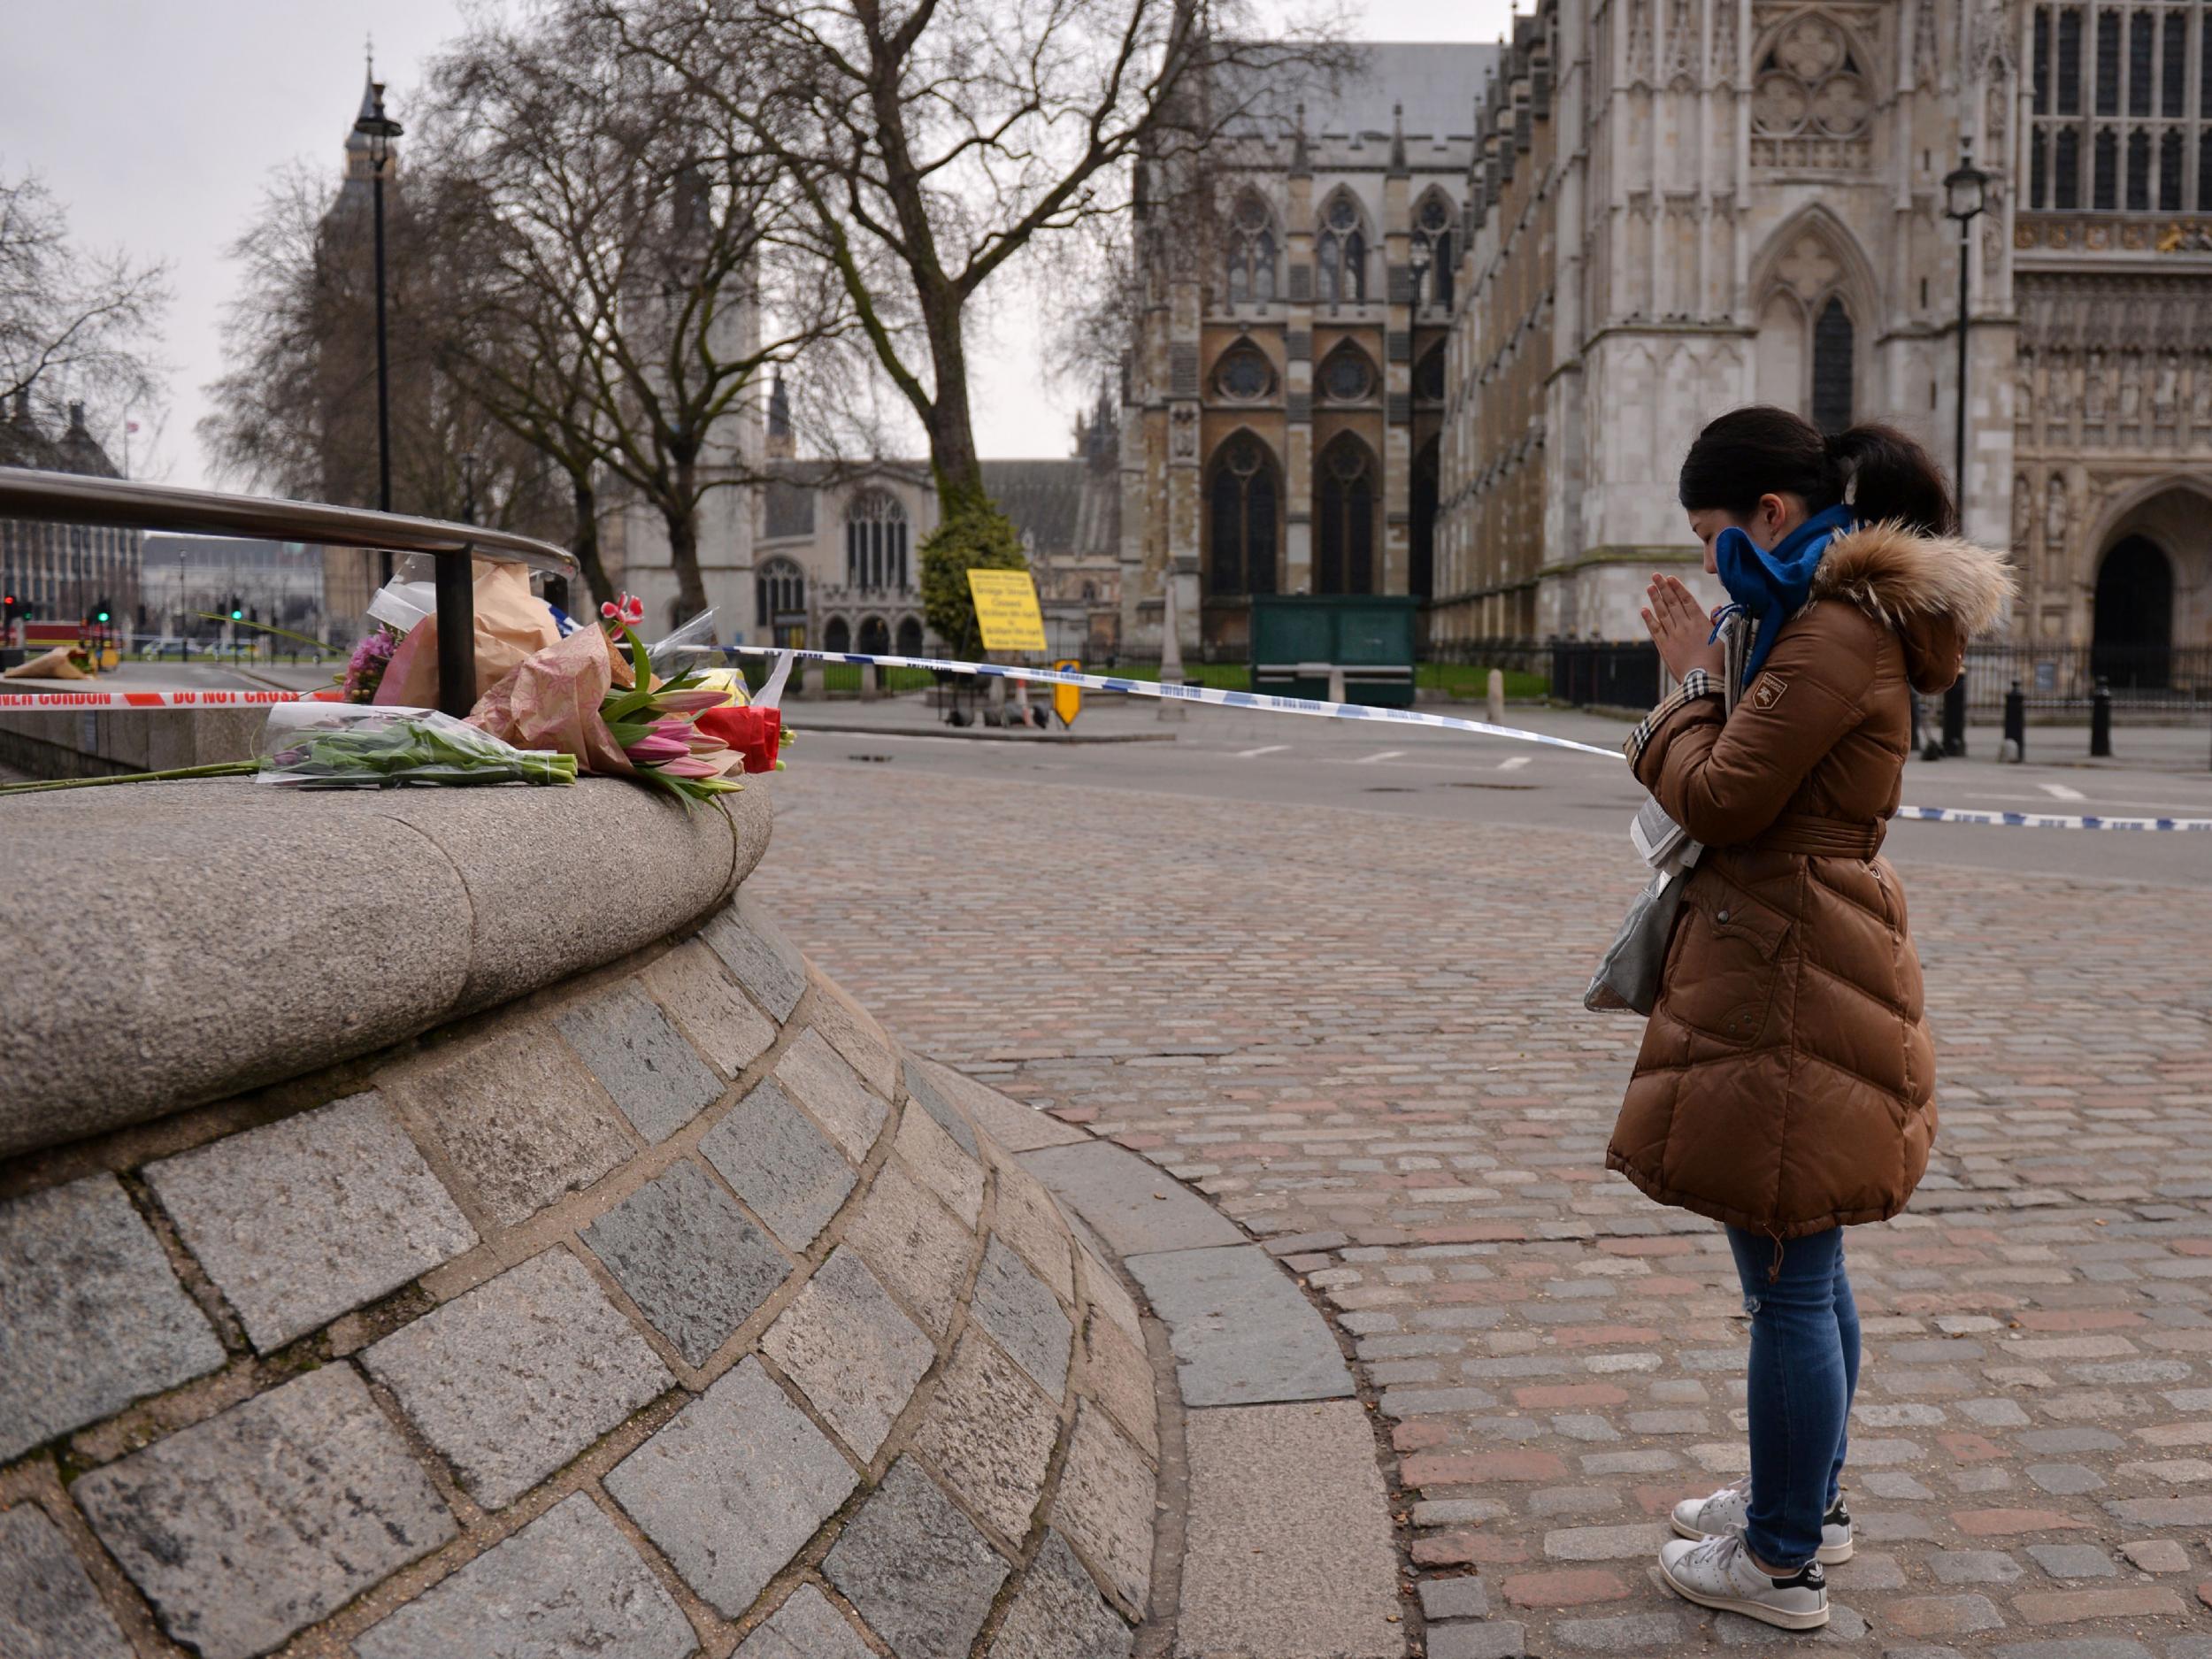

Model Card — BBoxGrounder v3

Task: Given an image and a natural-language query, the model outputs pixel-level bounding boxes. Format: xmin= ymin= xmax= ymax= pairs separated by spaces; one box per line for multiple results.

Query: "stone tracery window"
xmin=1317 ymin=341 xmax=1377 ymax=403
xmin=756 ymin=557 xmax=804 ymax=629
xmin=1412 ymin=191 xmax=1456 ymax=310
xmin=844 ymin=488 xmax=909 ymax=592
xmin=1224 ymin=190 xmax=1279 ymax=305
xmin=1214 ymin=341 xmax=1276 ymax=403
xmin=1315 ymin=434 xmax=1376 ymax=595
xmin=2029 ymin=1 xmax=2212 ymax=211
xmin=1207 ymin=434 xmax=1279 ymax=596
xmin=1750 ymin=12 xmax=1874 ymax=168
xmin=1316 ymin=192 xmax=1368 ymax=306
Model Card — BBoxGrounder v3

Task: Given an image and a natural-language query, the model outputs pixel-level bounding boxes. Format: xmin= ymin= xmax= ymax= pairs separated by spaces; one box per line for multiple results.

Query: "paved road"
xmin=753 ymin=727 xmax=2212 ymax=1657
xmin=795 ymin=692 xmax=2212 ymax=890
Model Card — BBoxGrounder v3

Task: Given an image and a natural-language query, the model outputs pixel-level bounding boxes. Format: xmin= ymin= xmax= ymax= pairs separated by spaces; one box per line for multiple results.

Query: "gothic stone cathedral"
xmin=1122 ymin=4 xmax=2212 ymax=676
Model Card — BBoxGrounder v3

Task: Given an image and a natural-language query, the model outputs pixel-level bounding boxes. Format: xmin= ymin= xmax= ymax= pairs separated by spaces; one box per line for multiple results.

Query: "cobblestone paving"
xmin=758 ymin=768 xmax=2212 ymax=1657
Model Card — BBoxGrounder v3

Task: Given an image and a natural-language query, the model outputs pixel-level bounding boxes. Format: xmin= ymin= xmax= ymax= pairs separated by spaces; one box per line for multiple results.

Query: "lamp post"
xmin=354 ymin=80 xmax=403 ymax=585
xmin=1940 ymin=142 xmax=1991 ymax=760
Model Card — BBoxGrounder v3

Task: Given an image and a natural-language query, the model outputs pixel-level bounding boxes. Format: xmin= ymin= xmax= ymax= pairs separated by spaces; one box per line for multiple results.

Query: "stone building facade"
xmin=755 ymin=380 xmax=1124 ymax=662
xmin=1120 ymin=44 xmax=1501 ymax=659
xmin=1140 ymin=6 xmax=2212 ymax=672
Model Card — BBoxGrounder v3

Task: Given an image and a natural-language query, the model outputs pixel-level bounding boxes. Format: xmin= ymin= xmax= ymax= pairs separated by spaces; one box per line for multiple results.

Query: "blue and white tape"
xmin=723 ymin=646 xmax=1625 ymax=758
xmin=727 ymin=646 xmax=2212 ymax=833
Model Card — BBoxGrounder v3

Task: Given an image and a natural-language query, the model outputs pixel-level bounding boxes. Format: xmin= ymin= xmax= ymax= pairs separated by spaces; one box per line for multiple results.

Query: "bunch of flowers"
xmin=342 ymin=627 xmax=399 ymax=703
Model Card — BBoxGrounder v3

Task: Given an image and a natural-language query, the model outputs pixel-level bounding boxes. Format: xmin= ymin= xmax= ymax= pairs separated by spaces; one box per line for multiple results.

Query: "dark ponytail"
xmin=1678 ymin=405 xmax=1956 ymax=536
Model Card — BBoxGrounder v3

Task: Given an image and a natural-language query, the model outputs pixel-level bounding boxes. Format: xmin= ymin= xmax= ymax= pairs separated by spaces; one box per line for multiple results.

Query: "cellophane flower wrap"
xmin=465 ymin=594 xmax=750 ymax=803
xmin=257 ymin=703 xmax=576 ymax=787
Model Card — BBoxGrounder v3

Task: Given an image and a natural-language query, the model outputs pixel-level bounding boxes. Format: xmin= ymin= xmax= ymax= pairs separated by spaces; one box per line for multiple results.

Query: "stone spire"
xmin=1388 ymin=102 xmax=1409 ymax=177
xmin=766 ymin=372 xmax=794 ymax=459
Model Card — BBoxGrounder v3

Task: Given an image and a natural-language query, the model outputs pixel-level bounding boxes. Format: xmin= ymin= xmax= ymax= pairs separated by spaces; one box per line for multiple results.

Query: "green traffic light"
xmin=231 ymin=609 xmax=243 ymax=621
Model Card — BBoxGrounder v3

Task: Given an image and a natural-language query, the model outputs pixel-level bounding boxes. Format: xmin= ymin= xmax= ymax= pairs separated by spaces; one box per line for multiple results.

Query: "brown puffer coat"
xmin=1606 ymin=522 xmax=2016 ymax=1240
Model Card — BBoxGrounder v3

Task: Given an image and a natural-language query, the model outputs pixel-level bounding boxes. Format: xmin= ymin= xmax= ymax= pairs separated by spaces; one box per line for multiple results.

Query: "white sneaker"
xmin=1671 ymin=1477 xmax=1854 ymax=1564
xmin=1658 ymin=1530 xmax=1830 ymax=1631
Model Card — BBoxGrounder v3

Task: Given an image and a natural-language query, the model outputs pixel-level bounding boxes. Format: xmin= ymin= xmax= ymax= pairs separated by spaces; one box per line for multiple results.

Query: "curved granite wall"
xmin=0 ymin=789 xmax=1156 ymax=1659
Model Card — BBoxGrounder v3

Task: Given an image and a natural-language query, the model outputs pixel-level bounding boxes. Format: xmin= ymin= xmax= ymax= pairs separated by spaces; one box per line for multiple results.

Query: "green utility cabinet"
xmin=1248 ymin=595 xmax=1418 ymax=707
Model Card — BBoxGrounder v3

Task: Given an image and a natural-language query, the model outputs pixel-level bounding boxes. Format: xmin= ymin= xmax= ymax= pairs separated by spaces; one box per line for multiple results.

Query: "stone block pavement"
xmin=759 ymin=766 xmax=2212 ymax=1658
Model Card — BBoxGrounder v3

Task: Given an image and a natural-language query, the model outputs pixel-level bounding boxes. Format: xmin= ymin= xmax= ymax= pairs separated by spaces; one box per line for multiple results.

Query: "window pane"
xmin=1210 ymin=465 xmax=1243 ymax=593
xmin=2161 ymin=129 xmax=2183 ymax=210
xmin=2034 ymin=6 xmax=2051 ymax=113
xmin=2201 ymin=129 xmax=2212 ymax=208
xmin=2095 ymin=8 xmax=2119 ymax=113
xmin=2057 ymin=7 xmax=2082 ymax=111
xmin=2057 ymin=126 xmax=2081 ymax=204
xmin=1248 ymin=469 xmax=1277 ymax=595
xmin=2093 ymin=126 xmax=2118 ymax=207
xmin=2163 ymin=10 xmax=2186 ymax=116
xmin=2033 ymin=127 xmax=2051 ymax=206
xmin=1811 ymin=297 xmax=1855 ymax=434
xmin=1256 ymin=232 xmax=1276 ymax=302
xmin=2126 ymin=127 xmax=2150 ymax=210
xmin=2128 ymin=10 xmax=2153 ymax=115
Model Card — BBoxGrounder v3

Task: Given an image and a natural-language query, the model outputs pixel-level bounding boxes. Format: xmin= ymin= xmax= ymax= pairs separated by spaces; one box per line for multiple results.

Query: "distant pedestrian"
xmin=1612 ymin=406 xmax=2014 ymax=1631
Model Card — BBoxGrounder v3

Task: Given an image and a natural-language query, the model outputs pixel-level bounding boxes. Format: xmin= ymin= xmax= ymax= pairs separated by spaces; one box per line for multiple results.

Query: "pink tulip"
xmin=653 ymin=689 xmax=727 ymax=712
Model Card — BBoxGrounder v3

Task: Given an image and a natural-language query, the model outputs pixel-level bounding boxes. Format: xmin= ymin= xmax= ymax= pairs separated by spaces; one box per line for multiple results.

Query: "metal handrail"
xmin=0 ymin=468 xmax=577 ymax=573
xmin=0 ymin=467 xmax=580 ymax=716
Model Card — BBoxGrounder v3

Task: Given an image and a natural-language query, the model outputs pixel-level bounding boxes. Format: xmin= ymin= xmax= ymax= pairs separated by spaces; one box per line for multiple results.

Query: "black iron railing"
xmin=0 ymin=468 xmax=578 ymax=717
xmin=1961 ymin=642 xmax=2212 ymax=713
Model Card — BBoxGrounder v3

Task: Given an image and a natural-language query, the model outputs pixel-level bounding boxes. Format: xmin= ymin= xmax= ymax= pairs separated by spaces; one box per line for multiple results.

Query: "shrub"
xmin=918 ymin=500 xmax=1029 ymax=660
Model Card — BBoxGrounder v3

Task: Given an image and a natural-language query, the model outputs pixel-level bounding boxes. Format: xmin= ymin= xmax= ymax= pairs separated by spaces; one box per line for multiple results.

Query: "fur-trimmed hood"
xmin=1808 ymin=520 xmax=2018 ymax=695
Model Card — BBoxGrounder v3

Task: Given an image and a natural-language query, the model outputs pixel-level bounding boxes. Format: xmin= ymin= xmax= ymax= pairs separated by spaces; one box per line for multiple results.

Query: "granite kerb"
xmin=0 ymin=877 xmax=1167 ymax=1659
xmin=0 ymin=774 xmax=772 ymax=1160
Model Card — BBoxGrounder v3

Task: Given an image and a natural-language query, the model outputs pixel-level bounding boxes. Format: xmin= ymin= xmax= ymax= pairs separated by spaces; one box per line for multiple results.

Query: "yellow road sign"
xmin=966 ymin=569 xmax=1048 ymax=651
xmin=1052 ymin=659 xmax=1081 ymax=727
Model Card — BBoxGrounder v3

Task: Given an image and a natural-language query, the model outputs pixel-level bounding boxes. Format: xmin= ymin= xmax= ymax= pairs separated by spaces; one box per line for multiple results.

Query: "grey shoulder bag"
xmin=1583 ymin=622 xmax=1745 ymax=1015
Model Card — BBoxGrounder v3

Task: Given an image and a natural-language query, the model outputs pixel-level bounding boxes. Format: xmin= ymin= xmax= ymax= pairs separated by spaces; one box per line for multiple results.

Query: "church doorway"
xmin=2092 ymin=535 xmax=2173 ymax=689
xmin=825 ymin=617 xmax=851 ymax=653
xmin=896 ymin=616 xmax=923 ymax=657
xmin=857 ymin=615 xmax=891 ymax=657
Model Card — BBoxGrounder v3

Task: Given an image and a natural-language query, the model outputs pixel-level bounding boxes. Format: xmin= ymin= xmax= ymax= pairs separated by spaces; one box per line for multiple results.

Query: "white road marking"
xmin=1496 ymin=756 xmax=1532 ymax=772
xmin=2038 ymin=781 xmax=2087 ymax=801
xmin=1356 ymin=749 xmax=1407 ymax=764
xmin=1237 ymin=744 xmax=1289 ymax=758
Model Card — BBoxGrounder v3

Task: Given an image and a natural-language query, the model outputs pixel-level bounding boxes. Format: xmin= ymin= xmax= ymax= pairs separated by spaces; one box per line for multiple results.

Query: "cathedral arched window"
xmin=756 ymin=557 xmax=805 ymax=629
xmin=1315 ymin=434 xmax=1376 ymax=596
xmin=1414 ymin=342 xmax=1448 ymax=403
xmin=845 ymin=488 xmax=908 ymax=591
xmin=1224 ymin=190 xmax=1279 ymax=306
xmin=1213 ymin=341 xmax=1276 ymax=403
xmin=1410 ymin=436 xmax=1440 ymax=601
xmin=1413 ymin=191 xmax=1456 ymax=311
xmin=1316 ymin=192 xmax=1368 ymax=307
xmin=2028 ymin=1 xmax=2212 ymax=212
xmin=1207 ymin=434 xmax=1279 ymax=596
xmin=1810 ymin=296 xmax=1855 ymax=434
xmin=1316 ymin=342 xmax=1378 ymax=404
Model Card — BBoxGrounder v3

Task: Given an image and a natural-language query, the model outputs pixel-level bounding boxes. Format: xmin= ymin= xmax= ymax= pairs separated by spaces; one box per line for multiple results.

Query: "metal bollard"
xmin=2003 ymin=680 xmax=2025 ymax=763
xmin=2091 ymin=678 xmax=2113 ymax=758
xmin=1941 ymin=677 xmax=1967 ymax=758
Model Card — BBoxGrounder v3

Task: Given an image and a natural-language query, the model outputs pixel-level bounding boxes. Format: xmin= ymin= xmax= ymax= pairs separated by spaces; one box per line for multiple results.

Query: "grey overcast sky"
xmin=2 ymin=0 xmax=1517 ymax=491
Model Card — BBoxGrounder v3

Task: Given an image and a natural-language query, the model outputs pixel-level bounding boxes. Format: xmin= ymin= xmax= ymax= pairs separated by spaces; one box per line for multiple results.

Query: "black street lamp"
xmin=354 ymin=78 xmax=403 ymax=583
xmin=1939 ymin=142 xmax=1991 ymax=760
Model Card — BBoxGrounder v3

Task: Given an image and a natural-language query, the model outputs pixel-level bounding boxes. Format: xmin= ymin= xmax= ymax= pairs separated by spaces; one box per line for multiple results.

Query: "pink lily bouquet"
xmin=465 ymin=592 xmax=749 ymax=804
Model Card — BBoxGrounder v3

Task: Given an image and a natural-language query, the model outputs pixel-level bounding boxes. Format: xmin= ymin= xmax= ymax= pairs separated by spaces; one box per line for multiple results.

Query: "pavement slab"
xmin=1125 ymin=1242 xmax=1356 ymax=1408
xmin=1018 ymin=1141 xmax=1244 ymax=1256
xmin=757 ymin=764 xmax=2212 ymax=1659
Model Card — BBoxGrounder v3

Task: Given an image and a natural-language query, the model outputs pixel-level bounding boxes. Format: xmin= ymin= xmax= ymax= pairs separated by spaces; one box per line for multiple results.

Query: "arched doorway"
xmin=1207 ymin=433 xmax=1280 ymax=595
xmin=825 ymin=616 xmax=851 ymax=653
xmin=896 ymin=616 xmax=923 ymax=657
xmin=857 ymin=615 xmax=891 ymax=657
xmin=2093 ymin=535 xmax=2173 ymax=688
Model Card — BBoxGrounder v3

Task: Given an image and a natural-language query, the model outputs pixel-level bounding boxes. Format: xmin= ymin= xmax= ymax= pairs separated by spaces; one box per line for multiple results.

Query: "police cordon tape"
xmin=726 ymin=645 xmax=2212 ymax=833
xmin=3 ymin=658 xmax=2207 ymax=831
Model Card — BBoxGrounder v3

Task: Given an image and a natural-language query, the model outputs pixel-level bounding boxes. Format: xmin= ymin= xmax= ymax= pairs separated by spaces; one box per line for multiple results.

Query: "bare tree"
xmin=0 ymin=164 xmax=170 ymax=444
xmin=613 ymin=0 xmax=1340 ymax=517
xmin=199 ymin=163 xmax=570 ymax=540
xmin=426 ymin=4 xmax=852 ymax=625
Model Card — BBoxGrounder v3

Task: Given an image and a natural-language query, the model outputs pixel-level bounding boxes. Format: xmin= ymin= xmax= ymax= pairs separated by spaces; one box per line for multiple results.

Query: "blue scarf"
xmin=1710 ymin=503 xmax=1856 ymax=686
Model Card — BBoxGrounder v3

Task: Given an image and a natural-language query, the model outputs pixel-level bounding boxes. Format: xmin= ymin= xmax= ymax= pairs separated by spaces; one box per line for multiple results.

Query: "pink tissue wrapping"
xmin=372 ymin=563 xmax=564 ymax=709
xmin=465 ymin=624 xmax=636 ymax=777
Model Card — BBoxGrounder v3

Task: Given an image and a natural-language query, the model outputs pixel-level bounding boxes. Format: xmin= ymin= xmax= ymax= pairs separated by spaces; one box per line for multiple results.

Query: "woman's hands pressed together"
xmin=1641 ymin=573 xmax=1726 ymax=683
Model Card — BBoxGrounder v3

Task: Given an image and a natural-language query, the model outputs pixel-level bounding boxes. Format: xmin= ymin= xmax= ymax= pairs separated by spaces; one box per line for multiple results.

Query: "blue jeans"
xmin=1724 ymin=1225 xmax=1861 ymax=1571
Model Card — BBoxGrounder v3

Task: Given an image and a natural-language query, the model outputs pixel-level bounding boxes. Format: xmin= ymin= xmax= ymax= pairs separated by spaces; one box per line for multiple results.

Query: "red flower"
xmin=695 ymin=703 xmax=781 ymax=773
xmin=600 ymin=593 xmax=645 ymax=626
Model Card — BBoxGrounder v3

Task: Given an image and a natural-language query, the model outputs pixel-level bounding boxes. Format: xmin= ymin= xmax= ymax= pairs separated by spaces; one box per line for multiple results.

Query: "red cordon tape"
xmin=0 ymin=689 xmax=306 ymax=709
